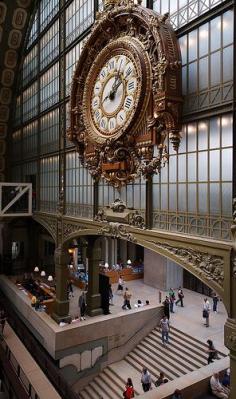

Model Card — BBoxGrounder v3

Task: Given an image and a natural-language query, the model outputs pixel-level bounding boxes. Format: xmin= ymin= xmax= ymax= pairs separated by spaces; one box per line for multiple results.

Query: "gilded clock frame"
xmin=83 ymin=37 xmax=152 ymax=145
xmin=68 ymin=0 xmax=183 ymax=187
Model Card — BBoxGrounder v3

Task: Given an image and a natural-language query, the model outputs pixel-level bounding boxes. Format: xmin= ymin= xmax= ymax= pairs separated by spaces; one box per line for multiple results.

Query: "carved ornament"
xmin=110 ymin=198 xmax=126 ymax=213
xmin=225 ymin=319 xmax=236 ymax=352
xmin=68 ymin=2 xmax=182 ymax=187
xmin=98 ymin=222 xmax=137 ymax=242
xmin=129 ymin=210 xmax=145 ymax=229
xmin=62 ymin=222 xmax=86 ymax=242
xmin=148 ymin=240 xmax=224 ymax=288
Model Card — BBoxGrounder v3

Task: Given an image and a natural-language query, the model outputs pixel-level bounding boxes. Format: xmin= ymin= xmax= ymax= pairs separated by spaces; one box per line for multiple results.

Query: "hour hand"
xmin=102 ymin=93 xmax=110 ymax=104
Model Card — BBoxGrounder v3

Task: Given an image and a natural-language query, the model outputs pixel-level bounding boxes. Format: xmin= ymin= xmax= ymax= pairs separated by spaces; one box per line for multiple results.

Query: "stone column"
xmin=224 ymin=249 xmax=236 ymax=398
xmin=52 ymin=246 xmax=71 ymax=323
xmin=86 ymin=237 xmax=103 ymax=317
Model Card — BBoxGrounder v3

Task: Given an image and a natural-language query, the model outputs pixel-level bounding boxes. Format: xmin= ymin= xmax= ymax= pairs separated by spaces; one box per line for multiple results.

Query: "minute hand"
xmin=112 ymin=70 xmax=132 ymax=95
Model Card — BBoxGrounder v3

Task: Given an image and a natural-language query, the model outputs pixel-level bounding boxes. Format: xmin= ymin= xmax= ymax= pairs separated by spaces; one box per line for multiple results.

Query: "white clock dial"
xmin=90 ymin=53 xmax=140 ymax=135
xmin=117 ymin=109 xmax=126 ymax=126
xmin=101 ymin=76 xmax=124 ymax=115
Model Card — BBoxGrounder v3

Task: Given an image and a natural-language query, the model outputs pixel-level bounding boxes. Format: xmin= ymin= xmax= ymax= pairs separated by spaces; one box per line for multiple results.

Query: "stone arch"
xmin=62 ymin=226 xmax=229 ymax=313
xmin=33 ymin=215 xmax=57 ymax=243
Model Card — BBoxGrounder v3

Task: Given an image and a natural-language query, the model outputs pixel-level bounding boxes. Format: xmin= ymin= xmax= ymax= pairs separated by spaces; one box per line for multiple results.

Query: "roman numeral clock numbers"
xmin=90 ymin=54 xmax=139 ymax=136
xmin=124 ymin=96 xmax=134 ymax=111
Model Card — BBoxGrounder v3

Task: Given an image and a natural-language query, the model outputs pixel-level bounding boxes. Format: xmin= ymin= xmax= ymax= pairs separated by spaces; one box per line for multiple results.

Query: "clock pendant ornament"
xmin=68 ymin=0 xmax=183 ymax=188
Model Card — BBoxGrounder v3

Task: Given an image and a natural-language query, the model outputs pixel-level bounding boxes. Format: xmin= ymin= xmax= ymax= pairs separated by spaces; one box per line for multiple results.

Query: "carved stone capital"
xmin=225 ymin=318 xmax=236 ymax=352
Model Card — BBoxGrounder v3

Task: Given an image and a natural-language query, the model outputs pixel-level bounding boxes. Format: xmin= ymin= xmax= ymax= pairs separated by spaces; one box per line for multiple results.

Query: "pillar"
xmin=52 ymin=246 xmax=71 ymax=323
xmin=86 ymin=237 xmax=103 ymax=317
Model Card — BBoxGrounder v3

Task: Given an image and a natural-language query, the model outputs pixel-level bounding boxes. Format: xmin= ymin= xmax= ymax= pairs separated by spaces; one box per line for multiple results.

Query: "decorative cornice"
xmin=147 ymin=240 xmax=224 ymax=288
xmin=98 ymin=222 xmax=137 ymax=242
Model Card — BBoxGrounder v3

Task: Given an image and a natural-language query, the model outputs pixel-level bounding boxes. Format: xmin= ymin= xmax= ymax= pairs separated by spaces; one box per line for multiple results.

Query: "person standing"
xmin=206 ymin=339 xmax=218 ymax=364
xmin=123 ymin=378 xmax=134 ymax=398
xmin=212 ymin=292 xmax=219 ymax=313
xmin=160 ymin=315 xmax=170 ymax=345
xmin=117 ymin=275 xmax=124 ymax=294
xmin=163 ymin=296 xmax=170 ymax=319
xmin=141 ymin=367 xmax=152 ymax=392
xmin=169 ymin=289 xmax=175 ymax=313
xmin=79 ymin=291 xmax=86 ymax=320
xmin=203 ymin=298 xmax=211 ymax=327
xmin=67 ymin=280 xmax=74 ymax=298
xmin=175 ymin=287 xmax=184 ymax=307
xmin=108 ymin=284 xmax=113 ymax=305
xmin=210 ymin=373 xmax=229 ymax=398
xmin=122 ymin=287 xmax=132 ymax=310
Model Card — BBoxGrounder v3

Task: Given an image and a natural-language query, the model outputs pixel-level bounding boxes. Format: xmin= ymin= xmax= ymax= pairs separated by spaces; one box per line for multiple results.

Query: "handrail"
xmin=0 ymin=291 xmax=80 ymax=399
xmin=0 ymin=339 xmax=31 ymax=399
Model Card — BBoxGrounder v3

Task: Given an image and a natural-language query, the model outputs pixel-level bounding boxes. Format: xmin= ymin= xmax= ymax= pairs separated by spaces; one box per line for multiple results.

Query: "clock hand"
xmin=110 ymin=69 xmax=132 ymax=97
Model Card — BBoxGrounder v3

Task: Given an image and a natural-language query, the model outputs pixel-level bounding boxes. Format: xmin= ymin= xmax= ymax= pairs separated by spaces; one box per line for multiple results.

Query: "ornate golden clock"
xmin=68 ymin=0 xmax=183 ymax=187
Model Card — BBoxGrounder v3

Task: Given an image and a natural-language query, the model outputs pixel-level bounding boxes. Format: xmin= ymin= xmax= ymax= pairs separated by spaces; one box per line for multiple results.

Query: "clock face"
xmin=91 ymin=54 xmax=139 ymax=135
xmin=82 ymin=37 xmax=151 ymax=145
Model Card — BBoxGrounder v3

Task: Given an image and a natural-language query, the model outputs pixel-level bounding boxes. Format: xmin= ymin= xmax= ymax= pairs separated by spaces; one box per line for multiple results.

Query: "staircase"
xmin=79 ymin=326 xmax=226 ymax=399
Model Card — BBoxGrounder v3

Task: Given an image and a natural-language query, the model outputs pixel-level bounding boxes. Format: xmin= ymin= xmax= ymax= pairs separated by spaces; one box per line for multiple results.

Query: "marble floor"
xmin=68 ymin=279 xmax=228 ymax=354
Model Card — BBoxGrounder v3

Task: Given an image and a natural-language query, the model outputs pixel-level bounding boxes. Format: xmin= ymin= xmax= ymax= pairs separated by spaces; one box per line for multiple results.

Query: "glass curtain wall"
xmin=10 ymin=0 xmax=233 ymax=242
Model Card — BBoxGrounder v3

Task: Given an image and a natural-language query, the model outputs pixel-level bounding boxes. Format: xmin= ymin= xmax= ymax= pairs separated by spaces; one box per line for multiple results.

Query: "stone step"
xmin=81 ymin=385 xmax=101 ymax=399
xmin=141 ymin=336 xmax=197 ymax=373
xmin=108 ymin=360 xmax=144 ymax=395
xmin=147 ymin=333 xmax=206 ymax=370
xmin=154 ymin=327 xmax=208 ymax=361
xmin=98 ymin=370 xmax=123 ymax=398
xmin=171 ymin=326 xmax=226 ymax=358
xmin=135 ymin=341 xmax=190 ymax=376
xmin=93 ymin=375 xmax=121 ymax=399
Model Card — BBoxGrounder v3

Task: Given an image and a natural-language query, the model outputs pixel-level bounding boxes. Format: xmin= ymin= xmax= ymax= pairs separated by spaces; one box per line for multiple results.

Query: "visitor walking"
xmin=123 ymin=377 xmax=134 ymax=398
xmin=160 ymin=315 xmax=170 ymax=345
xmin=203 ymin=298 xmax=211 ymax=327
xmin=122 ymin=287 xmax=132 ymax=310
xmin=210 ymin=373 xmax=229 ymax=398
xmin=117 ymin=275 xmax=124 ymax=294
xmin=207 ymin=339 xmax=218 ymax=364
xmin=79 ymin=291 xmax=86 ymax=320
xmin=163 ymin=296 xmax=170 ymax=319
xmin=169 ymin=289 xmax=175 ymax=313
xmin=141 ymin=367 xmax=152 ymax=392
xmin=212 ymin=292 xmax=219 ymax=313
xmin=175 ymin=287 xmax=184 ymax=307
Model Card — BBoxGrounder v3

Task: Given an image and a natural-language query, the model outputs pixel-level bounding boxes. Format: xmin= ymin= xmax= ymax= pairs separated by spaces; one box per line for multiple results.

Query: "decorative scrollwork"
xmin=129 ymin=211 xmax=145 ymax=229
xmin=110 ymin=198 xmax=126 ymax=213
xmin=99 ymin=222 xmax=137 ymax=242
xmin=148 ymin=240 xmax=224 ymax=288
